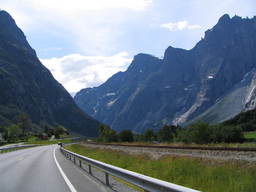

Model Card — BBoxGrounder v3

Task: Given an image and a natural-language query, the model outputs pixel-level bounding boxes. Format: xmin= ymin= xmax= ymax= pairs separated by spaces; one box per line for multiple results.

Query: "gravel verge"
xmin=81 ymin=143 xmax=256 ymax=163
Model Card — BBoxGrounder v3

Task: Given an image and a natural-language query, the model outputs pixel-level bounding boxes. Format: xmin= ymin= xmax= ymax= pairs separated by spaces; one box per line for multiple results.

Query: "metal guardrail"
xmin=0 ymin=144 xmax=37 ymax=153
xmin=60 ymin=147 xmax=200 ymax=192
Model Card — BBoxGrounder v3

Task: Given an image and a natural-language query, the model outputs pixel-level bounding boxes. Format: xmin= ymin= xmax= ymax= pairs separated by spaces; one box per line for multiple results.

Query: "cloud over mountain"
xmin=41 ymin=52 xmax=132 ymax=93
xmin=161 ymin=21 xmax=201 ymax=31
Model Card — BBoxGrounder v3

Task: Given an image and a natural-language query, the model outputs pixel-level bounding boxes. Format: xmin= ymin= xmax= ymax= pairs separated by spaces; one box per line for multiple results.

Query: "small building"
xmin=38 ymin=133 xmax=49 ymax=140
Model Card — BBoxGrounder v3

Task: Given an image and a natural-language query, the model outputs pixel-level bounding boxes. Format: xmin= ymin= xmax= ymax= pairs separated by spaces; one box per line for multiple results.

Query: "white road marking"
xmin=53 ymin=147 xmax=77 ymax=192
xmin=17 ymin=157 xmax=25 ymax=161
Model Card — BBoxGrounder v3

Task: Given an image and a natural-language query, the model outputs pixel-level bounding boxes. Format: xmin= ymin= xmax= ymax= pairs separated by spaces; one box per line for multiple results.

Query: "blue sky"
xmin=1 ymin=0 xmax=256 ymax=94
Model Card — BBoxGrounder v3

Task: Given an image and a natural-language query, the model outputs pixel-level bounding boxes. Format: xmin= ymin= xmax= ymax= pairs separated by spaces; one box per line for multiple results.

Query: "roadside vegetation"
xmin=244 ymin=131 xmax=256 ymax=140
xmin=224 ymin=108 xmax=256 ymax=132
xmin=66 ymin=144 xmax=256 ymax=192
xmin=26 ymin=136 xmax=71 ymax=145
xmin=0 ymin=113 xmax=71 ymax=146
xmin=97 ymin=121 xmax=250 ymax=145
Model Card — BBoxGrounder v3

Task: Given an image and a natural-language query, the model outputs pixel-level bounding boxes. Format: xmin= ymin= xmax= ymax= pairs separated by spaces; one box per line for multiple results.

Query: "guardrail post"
xmin=79 ymin=160 xmax=82 ymax=168
xmin=105 ymin=172 xmax=110 ymax=186
xmin=73 ymin=156 xmax=76 ymax=164
xmin=89 ymin=164 xmax=92 ymax=174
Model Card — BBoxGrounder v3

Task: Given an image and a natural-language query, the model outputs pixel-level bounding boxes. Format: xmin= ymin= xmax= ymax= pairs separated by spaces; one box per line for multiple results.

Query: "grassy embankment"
xmin=244 ymin=131 xmax=256 ymax=140
xmin=26 ymin=136 xmax=71 ymax=145
xmin=65 ymin=144 xmax=256 ymax=192
xmin=102 ymin=141 xmax=256 ymax=148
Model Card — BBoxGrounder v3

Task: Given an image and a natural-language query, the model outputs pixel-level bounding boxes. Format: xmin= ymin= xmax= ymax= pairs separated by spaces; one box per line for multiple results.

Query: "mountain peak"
xmin=218 ymin=14 xmax=231 ymax=24
xmin=163 ymin=46 xmax=188 ymax=62
xmin=0 ymin=10 xmax=18 ymax=28
xmin=0 ymin=10 xmax=13 ymax=19
xmin=75 ymin=13 xmax=256 ymax=132
xmin=133 ymin=53 xmax=157 ymax=60
xmin=127 ymin=53 xmax=161 ymax=72
xmin=0 ymin=9 xmax=34 ymax=55
xmin=0 ymin=10 xmax=100 ymax=136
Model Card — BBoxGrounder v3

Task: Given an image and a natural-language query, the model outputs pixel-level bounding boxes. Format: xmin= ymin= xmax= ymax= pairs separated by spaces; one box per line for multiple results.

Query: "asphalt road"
xmin=0 ymin=145 xmax=110 ymax=192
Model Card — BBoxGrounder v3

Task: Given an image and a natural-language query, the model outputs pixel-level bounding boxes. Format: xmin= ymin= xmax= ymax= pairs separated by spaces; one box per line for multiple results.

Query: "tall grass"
xmin=104 ymin=141 xmax=256 ymax=148
xmin=244 ymin=131 xmax=256 ymax=140
xmin=26 ymin=136 xmax=71 ymax=145
xmin=65 ymin=144 xmax=256 ymax=192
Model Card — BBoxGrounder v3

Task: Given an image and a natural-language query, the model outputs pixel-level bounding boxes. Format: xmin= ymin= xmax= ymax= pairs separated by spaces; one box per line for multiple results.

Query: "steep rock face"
xmin=75 ymin=14 xmax=256 ymax=132
xmin=0 ymin=11 xmax=99 ymax=137
xmin=75 ymin=54 xmax=162 ymax=132
xmin=176 ymin=15 xmax=256 ymax=123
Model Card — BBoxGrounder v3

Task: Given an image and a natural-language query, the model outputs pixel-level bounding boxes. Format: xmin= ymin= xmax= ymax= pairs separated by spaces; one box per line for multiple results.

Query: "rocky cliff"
xmin=75 ymin=14 xmax=256 ymax=132
xmin=0 ymin=11 xmax=100 ymax=137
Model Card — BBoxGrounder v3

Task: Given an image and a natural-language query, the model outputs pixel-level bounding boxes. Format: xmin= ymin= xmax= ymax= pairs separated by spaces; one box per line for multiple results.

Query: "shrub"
xmin=178 ymin=122 xmax=244 ymax=144
xmin=98 ymin=124 xmax=117 ymax=142
xmin=183 ymin=121 xmax=211 ymax=144
xmin=144 ymin=129 xmax=156 ymax=142
xmin=118 ymin=130 xmax=134 ymax=142
xmin=158 ymin=124 xmax=178 ymax=142
xmin=3 ymin=124 xmax=22 ymax=142
xmin=212 ymin=124 xmax=243 ymax=143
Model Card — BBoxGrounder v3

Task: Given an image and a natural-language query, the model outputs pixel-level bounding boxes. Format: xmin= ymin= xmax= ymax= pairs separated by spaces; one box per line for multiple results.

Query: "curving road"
xmin=0 ymin=145 xmax=110 ymax=192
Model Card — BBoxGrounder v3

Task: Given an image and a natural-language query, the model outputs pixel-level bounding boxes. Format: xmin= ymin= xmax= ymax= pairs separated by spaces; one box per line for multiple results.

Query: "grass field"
xmin=65 ymin=144 xmax=256 ymax=192
xmin=26 ymin=136 xmax=71 ymax=145
xmin=103 ymin=141 xmax=256 ymax=148
xmin=244 ymin=131 xmax=256 ymax=140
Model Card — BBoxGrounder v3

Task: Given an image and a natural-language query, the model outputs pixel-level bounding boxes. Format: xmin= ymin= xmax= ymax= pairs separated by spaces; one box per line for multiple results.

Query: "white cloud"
xmin=0 ymin=5 xmax=32 ymax=28
xmin=1 ymin=0 xmax=152 ymax=55
xmin=40 ymin=52 xmax=132 ymax=93
xmin=1 ymin=0 xmax=152 ymax=27
xmin=161 ymin=21 xmax=201 ymax=31
xmin=31 ymin=0 xmax=152 ymax=12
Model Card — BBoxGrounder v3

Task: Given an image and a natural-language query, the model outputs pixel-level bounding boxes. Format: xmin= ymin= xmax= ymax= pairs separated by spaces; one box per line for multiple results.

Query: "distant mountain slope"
xmin=185 ymin=68 xmax=256 ymax=125
xmin=0 ymin=11 xmax=99 ymax=137
xmin=75 ymin=54 xmax=162 ymax=132
xmin=75 ymin=14 xmax=256 ymax=132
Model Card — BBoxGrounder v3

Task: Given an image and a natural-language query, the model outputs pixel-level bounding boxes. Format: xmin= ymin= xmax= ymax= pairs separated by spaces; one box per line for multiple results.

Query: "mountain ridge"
xmin=0 ymin=10 xmax=100 ymax=137
xmin=75 ymin=14 xmax=256 ymax=132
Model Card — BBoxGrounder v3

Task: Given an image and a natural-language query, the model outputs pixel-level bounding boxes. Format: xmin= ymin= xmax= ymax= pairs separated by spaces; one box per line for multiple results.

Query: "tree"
xmin=17 ymin=113 xmax=32 ymax=136
xmin=4 ymin=124 xmax=22 ymax=142
xmin=177 ymin=121 xmax=244 ymax=144
xmin=211 ymin=124 xmax=243 ymax=143
xmin=43 ymin=123 xmax=51 ymax=136
xmin=0 ymin=125 xmax=4 ymax=133
xmin=53 ymin=125 xmax=67 ymax=139
xmin=158 ymin=124 xmax=177 ymax=142
xmin=144 ymin=129 xmax=156 ymax=142
xmin=98 ymin=124 xmax=117 ymax=142
xmin=179 ymin=121 xmax=211 ymax=144
xmin=118 ymin=130 xmax=134 ymax=142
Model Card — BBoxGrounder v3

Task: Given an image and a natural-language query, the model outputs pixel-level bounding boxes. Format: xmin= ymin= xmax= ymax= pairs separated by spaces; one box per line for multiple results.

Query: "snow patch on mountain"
xmin=107 ymin=98 xmax=118 ymax=107
xmin=106 ymin=92 xmax=116 ymax=96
